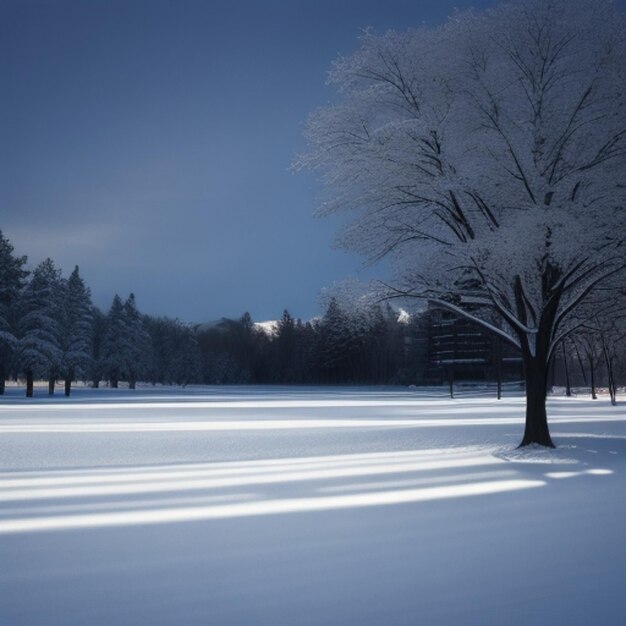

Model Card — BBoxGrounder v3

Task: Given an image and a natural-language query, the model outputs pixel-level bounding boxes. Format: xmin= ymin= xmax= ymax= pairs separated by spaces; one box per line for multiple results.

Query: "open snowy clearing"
xmin=1 ymin=386 xmax=625 ymax=625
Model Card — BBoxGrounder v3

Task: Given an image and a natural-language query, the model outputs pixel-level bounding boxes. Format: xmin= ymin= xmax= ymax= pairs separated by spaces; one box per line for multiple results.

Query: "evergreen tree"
xmin=59 ymin=266 xmax=94 ymax=396
xmin=233 ymin=312 xmax=259 ymax=382
xmin=16 ymin=259 xmax=63 ymax=397
xmin=273 ymin=309 xmax=297 ymax=382
xmin=0 ymin=232 xmax=28 ymax=394
xmin=170 ymin=325 xmax=203 ymax=386
xmin=86 ymin=307 xmax=106 ymax=388
xmin=100 ymin=295 xmax=126 ymax=388
xmin=147 ymin=317 xmax=202 ymax=386
xmin=100 ymin=294 xmax=152 ymax=389
xmin=319 ymin=298 xmax=356 ymax=382
xmin=122 ymin=294 xmax=151 ymax=389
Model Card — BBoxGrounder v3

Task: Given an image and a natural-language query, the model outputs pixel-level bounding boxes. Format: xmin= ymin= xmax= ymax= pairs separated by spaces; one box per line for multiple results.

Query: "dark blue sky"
xmin=3 ymin=0 xmax=502 ymax=322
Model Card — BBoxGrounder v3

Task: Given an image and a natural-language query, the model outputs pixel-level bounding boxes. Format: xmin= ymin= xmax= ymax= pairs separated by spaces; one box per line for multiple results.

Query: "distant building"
xmin=426 ymin=307 xmax=523 ymax=384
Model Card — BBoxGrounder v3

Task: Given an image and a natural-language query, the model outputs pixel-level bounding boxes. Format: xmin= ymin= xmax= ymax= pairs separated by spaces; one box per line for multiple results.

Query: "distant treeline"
xmin=195 ymin=305 xmax=428 ymax=386
xmin=0 ymin=231 xmax=428 ymax=395
xmin=1 ymin=231 xmax=623 ymax=397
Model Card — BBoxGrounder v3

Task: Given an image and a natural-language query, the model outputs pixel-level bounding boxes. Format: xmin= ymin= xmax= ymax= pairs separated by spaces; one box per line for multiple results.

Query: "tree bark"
xmin=48 ymin=378 xmax=55 ymax=395
xmin=562 ymin=343 xmax=571 ymax=397
xmin=608 ymin=369 xmax=617 ymax=406
xmin=589 ymin=355 xmax=597 ymax=400
xmin=519 ymin=356 xmax=555 ymax=448
xmin=0 ymin=375 xmax=5 ymax=395
xmin=447 ymin=365 xmax=454 ymax=399
xmin=573 ymin=342 xmax=587 ymax=386
xmin=602 ymin=338 xmax=617 ymax=406
xmin=64 ymin=378 xmax=71 ymax=397
xmin=26 ymin=370 xmax=34 ymax=397
xmin=495 ymin=337 xmax=502 ymax=400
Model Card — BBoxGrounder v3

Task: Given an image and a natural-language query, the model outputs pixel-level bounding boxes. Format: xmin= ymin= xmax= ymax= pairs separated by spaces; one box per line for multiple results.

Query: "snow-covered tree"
xmin=16 ymin=259 xmax=63 ymax=397
xmin=122 ymin=294 xmax=151 ymax=389
xmin=88 ymin=306 xmax=107 ymax=388
xmin=100 ymin=295 xmax=126 ymax=388
xmin=299 ymin=0 xmax=626 ymax=446
xmin=0 ymin=232 xmax=28 ymax=394
xmin=100 ymin=294 xmax=151 ymax=389
xmin=59 ymin=266 xmax=94 ymax=396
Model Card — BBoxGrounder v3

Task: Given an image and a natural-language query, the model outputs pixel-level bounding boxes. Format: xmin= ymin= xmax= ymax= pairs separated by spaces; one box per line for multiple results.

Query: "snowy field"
xmin=1 ymin=386 xmax=625 ymax=626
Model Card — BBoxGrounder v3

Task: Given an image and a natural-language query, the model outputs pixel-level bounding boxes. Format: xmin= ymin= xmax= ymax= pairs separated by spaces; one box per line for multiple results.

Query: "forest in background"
xmin=0 ymin=231 xmax=623 ymax=397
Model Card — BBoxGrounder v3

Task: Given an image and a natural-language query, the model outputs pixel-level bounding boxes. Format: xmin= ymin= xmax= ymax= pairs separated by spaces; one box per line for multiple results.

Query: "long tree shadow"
xmin=0 ymin=436 xmax=621 ymax=535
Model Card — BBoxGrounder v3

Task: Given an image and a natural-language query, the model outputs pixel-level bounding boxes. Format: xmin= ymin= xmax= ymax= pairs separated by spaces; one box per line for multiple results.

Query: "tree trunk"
xmin=48 ymin=378 xmax=55 ymax=395
xmin=608 ymin=369 xmax=617 ymax=406
xmin=111 ymin=379 xmax=118 ymax=388
xmin=562 ymin=343 xmax=571 ymax=397
xmin=129 ymin=379 xmax=136 ymax=390
xmin=519 ymin=356 xmax=555 ymax=448
xmin=64 ymin=378 xmax=71 ymax=397
xmin=26 ymin=370 xmax=34 ymax=397
xmin=602 ymin=337 xmax=617 ymax=406
xmin=0 ymin=376 xmax=5 ymax=395
xmin=549 ymin=356 xmax=556 ymax=393
xmin=495 ymin=337 xmax=502 ymax=400
xmin=589 ymin=356 xmax=597 ymax=400
xmin=447 ymin=365 xmax=454 ymax=399
xmin=573 ymin=343 xmax=587 ymax=386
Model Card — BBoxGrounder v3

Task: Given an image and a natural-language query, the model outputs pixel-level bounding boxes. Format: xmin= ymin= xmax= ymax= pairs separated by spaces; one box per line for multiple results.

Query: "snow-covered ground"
xmin=1 ymin=386 xmax=625 ymax=625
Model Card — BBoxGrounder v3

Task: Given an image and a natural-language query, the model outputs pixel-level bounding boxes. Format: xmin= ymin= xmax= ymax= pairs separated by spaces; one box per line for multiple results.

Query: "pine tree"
xmin=59 ymin=266 xmax=94 ymax=396
xmin=320 ymin=298 xmax=354 ymax=382
xmin=100 ymin=295 xmax=126 ymax=388
xmin=148 ymin=317 xmax=202 ymax=386
xmin=122 ymin=294 xmax=151 ymax=389
xmin=0 ymin=232 xmax=28 ymax=394
xmin=16 ymin=259 xmax=63 ymax=397
xmin=274 ymin=309 xmax=297 ymax=382
xmin=88 ymin=307 xmax=107 ymax=388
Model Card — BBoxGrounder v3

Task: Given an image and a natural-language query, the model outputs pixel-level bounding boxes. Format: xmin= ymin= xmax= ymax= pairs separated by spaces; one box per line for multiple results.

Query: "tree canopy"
xmin=298 ymin=0 xmax=626 ymax=446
